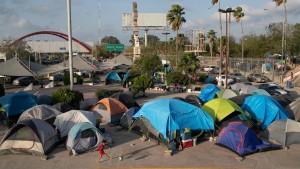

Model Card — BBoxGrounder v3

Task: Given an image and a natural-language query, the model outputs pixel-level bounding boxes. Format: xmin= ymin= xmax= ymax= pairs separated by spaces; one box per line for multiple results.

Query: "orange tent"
xmin=91 ymin=98 xmax=128 ymax=123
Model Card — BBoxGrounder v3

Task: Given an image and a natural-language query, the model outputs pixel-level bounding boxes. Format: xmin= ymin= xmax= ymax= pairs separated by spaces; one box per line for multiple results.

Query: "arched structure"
xmin=11 ymin=31 xmax=92 ymax=54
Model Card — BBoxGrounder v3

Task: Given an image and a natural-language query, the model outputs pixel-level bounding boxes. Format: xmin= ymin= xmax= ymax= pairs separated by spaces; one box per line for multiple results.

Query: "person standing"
xmin=291 ymin=72 xmax=294 ymax=82
xmin=95 ymin=140 xmax=112 ymax=163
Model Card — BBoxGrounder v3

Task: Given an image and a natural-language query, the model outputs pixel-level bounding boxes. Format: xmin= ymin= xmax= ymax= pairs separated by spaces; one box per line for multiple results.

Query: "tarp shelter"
xmin=110 ymin=92 xmax=140 ymax=109
xmin=285 ymin=99 xmax=300 ymax=121
xmin=185 ymin=95 xmax=204 ymax=107
xmin=241 ymin=95 xmax=291 ymax=129
xmin=57 ymin=55 xmax=100 ymax=71
xmin=216 ymin=122 xmax=279 ymax=157
xmin=133 ymin=98 xmax=214 ymax=139
xmin=120 ymin=107 xmax=140 ymax=128
xmin=54 ymin=110 xmax=96 ymax=138
xmin=37 ymin=94 xmax=52 ymax=105
xmin=201 ymin=98 xmax=246 ymax=122
xmin=0 ymin=57 xmax=36 ymax=76
xmin=230 ymin=83 xmax=246 ymax=91
xmin=240 ymin=85 xmax=257 ymax=94
xmin=198 ymin=84 xmax=220 ymax=103
xmin=105 ymin=71 xmax=122 ymax=85
xmin=228 ymin=94 xmax=251 ymax=106
xmin=261 ymin=119 xmax=300 ymax=147
xmin=0 ymin=118 xmax=58 ymax=156
xmin=91 ymin=98 xmax=128 ymax=124
xmin=252 ymin=89 xmax=271 ymax=96
xmin=52 ymin=102 xmax=74 ymax=113
xmin=66 ymin=122 xmax=104 ymax=155
xmin=0 ymin=92 xmax=38 ymax=126
xmin=100 ymin=54 xmax=132 ymax=70
xmin=18 ymin=105 xmax=61 ymax=124
xmin=272 ymin=95 xmax=293 ymax=107
xmin=216 ymin=89 xmax=239 ymax=99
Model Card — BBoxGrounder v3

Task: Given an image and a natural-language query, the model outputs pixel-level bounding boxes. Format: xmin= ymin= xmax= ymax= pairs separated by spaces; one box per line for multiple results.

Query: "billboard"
xmin=122 ymin=13 xmax=168 ymax=30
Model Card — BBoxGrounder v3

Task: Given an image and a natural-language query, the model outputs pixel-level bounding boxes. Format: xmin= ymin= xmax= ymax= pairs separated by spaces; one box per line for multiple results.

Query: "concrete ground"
xmin=1 ymin=83 xmax=300 ymax=169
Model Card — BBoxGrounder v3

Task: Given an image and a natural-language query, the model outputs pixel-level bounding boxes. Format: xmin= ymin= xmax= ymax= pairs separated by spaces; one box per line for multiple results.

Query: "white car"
xmin=204 ymin=65 xmax=219 ymax=72
xmin=216 ymin=75 xmax=234 ymax=86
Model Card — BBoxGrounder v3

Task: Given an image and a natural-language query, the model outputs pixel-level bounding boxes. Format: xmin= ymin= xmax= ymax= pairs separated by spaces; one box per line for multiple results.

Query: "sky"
xmin=1 ymin=0 xmax=300 ymax=46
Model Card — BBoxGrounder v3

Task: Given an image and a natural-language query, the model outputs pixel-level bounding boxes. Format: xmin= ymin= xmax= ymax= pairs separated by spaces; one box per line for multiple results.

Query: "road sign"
xmin=105 ymin=44 xmax=124 ymax=51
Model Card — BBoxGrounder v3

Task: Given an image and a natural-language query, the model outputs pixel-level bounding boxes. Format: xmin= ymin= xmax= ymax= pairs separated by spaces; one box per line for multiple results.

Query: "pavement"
xmin=1 ymin=83 xmax=300 ymax=169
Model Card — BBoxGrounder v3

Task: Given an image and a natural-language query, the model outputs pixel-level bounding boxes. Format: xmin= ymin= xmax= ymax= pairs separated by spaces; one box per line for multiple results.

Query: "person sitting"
xmin=181 ymin=128 xmax=193 ymax=149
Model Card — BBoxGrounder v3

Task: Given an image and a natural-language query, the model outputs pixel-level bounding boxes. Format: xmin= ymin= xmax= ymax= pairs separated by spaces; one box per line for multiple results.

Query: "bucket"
xmin=193 ymin=138 xmax=197 ymax=146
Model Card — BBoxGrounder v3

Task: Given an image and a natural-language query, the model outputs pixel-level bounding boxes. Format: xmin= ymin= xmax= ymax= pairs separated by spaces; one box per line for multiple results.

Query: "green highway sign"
xmin=105 ymin=44 xmax=125 ymax=51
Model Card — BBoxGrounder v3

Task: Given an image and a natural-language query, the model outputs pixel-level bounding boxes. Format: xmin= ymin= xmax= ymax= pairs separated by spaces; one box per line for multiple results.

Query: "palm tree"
xmin=233 ymin=6 xmax=245 ymax=62
xmin=207 ymin=30 xmax=217 ymax=62
xmin=167 ymin=4 xmax=186 ymax=68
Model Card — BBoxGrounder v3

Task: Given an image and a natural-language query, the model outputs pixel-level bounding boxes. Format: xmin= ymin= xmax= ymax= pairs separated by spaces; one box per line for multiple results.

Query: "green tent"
xmin=201 ymin=98 xmax=245 ymax=122
xmin=216 ymin=89 xmax=240 ymax=99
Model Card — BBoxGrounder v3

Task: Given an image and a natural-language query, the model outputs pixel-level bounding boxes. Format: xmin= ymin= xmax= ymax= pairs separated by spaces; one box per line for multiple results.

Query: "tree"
xmin=233 ymin=6 xmax=245 ymax=61
xmin=167 ymin=4 xmax=186 ymax=68
xmin=0 ymin=40 xmax=32 ymax=61
xmin=178 ymin=52 xmax=200 ymax=76
xmin=131 ymin=54 xmax=163 ymax=75
xmin=207 ymin=30 xmax=217 ymax=61
xmin=132 ymin=73 xmax=154 ymax=97
xmin=101 ymin=36 xmax=120 ymax=44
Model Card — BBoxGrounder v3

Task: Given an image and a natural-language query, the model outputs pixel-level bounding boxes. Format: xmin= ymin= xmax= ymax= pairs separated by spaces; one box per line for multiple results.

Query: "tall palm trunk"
xmin=176 ymin=29 xmax=178 ymax=68
xmin=218 ymin=0 xmax=223 ymax=86
xmin=283 ymin=2 xmax=287 ymax=73
xmin=241 ymin=19 xmax=244 ymax=62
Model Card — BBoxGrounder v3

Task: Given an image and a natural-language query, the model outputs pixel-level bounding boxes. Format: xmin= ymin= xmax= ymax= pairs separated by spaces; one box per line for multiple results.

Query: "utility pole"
xmin=132 ymin=2 xmax=140 ymax=61
xmin=67 ymin=0 xmax=74 ymax=90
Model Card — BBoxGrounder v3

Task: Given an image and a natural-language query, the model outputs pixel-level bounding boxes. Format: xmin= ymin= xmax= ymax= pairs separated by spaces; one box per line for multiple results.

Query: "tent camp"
xmin=230 ymin=83 xmax=246 ymax=91
xmin=105 ymin=71 xmax=122 ymax=85
xmin=52 ymin=102 xmax=74 ymax=113
xmin=0 ymin=92 xmax=38 ymax=126
xmin=133 ymin=98 xmax=214 ymax=140
xmin=110 ymin=92 xmax=140 ymax=109
xmin=252 ymin=89 xmax=271 ymax=96
xmin=91 ymin=98 xmax=128 ymax=124
xmin=216 ymin=122 xmax=280 ymax=157
xmin=216 ymin=89 xmax=239 ymax=99
xmin=285 ymin=99 xmax=300 ymax=121
xmin=0 ymin=118 xmax=58 ymax=156
xmin=240 ymin=85 xmax=257 ymax=94
xmin=198 ymin=84 xmax=220 ymax=103
xmin=120 ymin=107 xmax=140 ymax=128
xmin=54 ymin=110 xmax=96 ymax=138
xmin=18 ymin=105 xmax=61 ymax=124
xmin=185 ymin=94 xmax=204 ymax=107
xmin=241 ymin=95 xmax=291 ymax=129
xmin=36 ymin=94 xmax=52 ymax=105
xmin=66 ymin=122 xmax=104 ymax=155
xmin=228 ymin=94 xmax=251 ymax=106
xmin=261 ymin=119 xmax=300 ymax=148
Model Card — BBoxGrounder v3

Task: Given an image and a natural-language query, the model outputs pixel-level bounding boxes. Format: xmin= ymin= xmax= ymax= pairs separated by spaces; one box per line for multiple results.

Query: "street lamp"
xmin=162 ymin=32 xmax=170 ymax=85
xmin=219 ymin=8 xmax=235 ymax=89
xmin=67 ymin=0 xmax=74 ymax=90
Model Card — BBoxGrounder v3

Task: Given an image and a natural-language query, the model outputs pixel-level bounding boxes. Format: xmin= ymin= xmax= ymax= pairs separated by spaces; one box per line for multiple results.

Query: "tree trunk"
xmin=241 ymin=19 xmax=244 ymax=62
xmin=176 ymin=29 xmax=178 ymax=68
xmin=218 ymin=0 xmax=223 ymax=83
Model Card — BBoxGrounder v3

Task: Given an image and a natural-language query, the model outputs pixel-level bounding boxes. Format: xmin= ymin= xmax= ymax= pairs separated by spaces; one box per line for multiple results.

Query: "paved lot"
xmin=1 ymin=84 xmax=300 ymax=169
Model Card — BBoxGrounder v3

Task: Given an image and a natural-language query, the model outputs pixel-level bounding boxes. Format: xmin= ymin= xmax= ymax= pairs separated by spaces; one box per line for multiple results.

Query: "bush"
xmin=166 ymin=71 xmax=192 ymax=86
xmin=0 ymin=84 xmax=5 ymax=97
xmin=197 ymin=73 xmax=207 ymax=82
xmin=51 ymin=88 xmax=84 ymax=109
xmin=63 ymin=73 xmax=83 ymax=85
xmin=132 ymin=74 xmax=154 ymax=96
xmin=95 ymin=89 xmax=122 ymax=100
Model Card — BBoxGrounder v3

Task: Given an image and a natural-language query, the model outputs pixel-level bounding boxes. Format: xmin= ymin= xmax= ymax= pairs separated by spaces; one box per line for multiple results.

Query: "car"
xmin=12 ymin=76 xmax=39 ymax=86
xmin=48 ymin=73 xmax=65 ymax=81
xmin=229 ymin=72 xmax=248 ymax=82
xmin=257 ymin=83 xmax=290 ymax=95
xmin=204 ymin=65 xmax=219 ymax=72
xmin=216 ymin=75 xmax=235 ymax=86
xmin=247 ymin=73 xmax=267 ymax=83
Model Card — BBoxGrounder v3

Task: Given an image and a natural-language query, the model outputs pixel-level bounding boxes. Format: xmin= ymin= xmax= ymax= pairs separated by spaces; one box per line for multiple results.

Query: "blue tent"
xmin=198 ymin=84 xmax=220 ymax=103
xmin=241 ymin=95 xmax=290 ymax=129
xmin=120 ymin=107 xmax=140 ymax=128
xmin=105 ymin=71 xmax=122 ymax=84
xmin=0 ymin=92 xmax=38 ymax=124
xmin=133 ymin=98 xmax=214 ymax=139
xmin=216 ymin=122 xmax=279 ymax=157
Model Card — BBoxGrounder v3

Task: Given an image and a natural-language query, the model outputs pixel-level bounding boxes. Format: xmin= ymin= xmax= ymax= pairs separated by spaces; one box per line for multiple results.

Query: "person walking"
xmin=95 ymin=140 xmax=112 ymax=163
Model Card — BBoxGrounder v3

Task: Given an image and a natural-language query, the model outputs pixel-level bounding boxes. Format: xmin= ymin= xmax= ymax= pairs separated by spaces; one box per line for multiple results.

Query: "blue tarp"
xmin=198 ymin=84 xmax=220 ymax=103
xmin=133 ymin=98 xmax=214 ymax=139
xmin=216 ymin=122 xmax=279 ymax=156
xmin=105 ymin=71 xmax=122 ymax=81
xmin=241 ymin=95 xmax=290 ymax=129
xmin=0 ymin=92 xmax=38 ymax=117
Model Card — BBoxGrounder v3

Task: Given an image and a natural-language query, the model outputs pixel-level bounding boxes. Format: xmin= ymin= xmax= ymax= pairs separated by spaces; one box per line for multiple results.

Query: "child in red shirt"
xmin=95 ymin=140 xmax=112 ymax=163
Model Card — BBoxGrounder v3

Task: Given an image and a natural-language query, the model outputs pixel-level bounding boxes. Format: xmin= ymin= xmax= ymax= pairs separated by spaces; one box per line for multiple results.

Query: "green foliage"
xmin=95 ymin=89 xmax=122 ymax=100
xmin=63 ymin=73 xmax=83 ymax=85
xmin=132 ymin=54 xmax=163 ymax=75
xmin=166 ymin=71 xmax=192 ymax=85
xmin=178 ymin=53 xmax=200 ymax=74
xmin=197 ymin=73 xmax=207 ymax=83
xmin=0 ymin=84 xmax=5 ymax=97
xmin=51 ymin=88 xmax=83 ymax=108
xmin=132 ymin=74 xmax=154 ymax=95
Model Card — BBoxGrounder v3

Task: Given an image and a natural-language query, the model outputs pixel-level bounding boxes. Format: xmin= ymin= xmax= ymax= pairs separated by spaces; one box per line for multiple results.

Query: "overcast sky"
xmin=1 ymin=0 xmax=300 ymax=46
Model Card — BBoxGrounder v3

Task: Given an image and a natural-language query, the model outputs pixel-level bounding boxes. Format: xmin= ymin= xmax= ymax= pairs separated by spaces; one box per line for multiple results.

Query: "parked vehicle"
xmin=204 ymin=65 xmax=219 ymax=72
xmin=229 ymin=72 xmax=248 ymax=82
xmin=12 ymin=76 xmax=39 ymax=86
xmin=257 ymin=83 xmax=290 ymax=95
xmin=216 ymin=75 xmax=235 ymax=86
xmin=247 ymin=73 xmax=267 ymax=83
xmin=48 ymin=73 xmax=65 ymax=81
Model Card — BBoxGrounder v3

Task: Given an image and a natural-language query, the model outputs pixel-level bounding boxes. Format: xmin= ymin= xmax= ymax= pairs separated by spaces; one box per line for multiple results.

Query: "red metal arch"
xmin=11 ymin=31 xmax=92 ymax=53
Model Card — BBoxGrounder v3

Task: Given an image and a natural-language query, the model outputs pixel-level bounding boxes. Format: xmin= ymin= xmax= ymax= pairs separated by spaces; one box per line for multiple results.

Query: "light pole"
xmin=162 ymin=32 xmax=170 ymax=85
xmin=67 ymin=0 xmax=74 ymax=90
xmin=219 ymin=8 xmax=235 ymax=89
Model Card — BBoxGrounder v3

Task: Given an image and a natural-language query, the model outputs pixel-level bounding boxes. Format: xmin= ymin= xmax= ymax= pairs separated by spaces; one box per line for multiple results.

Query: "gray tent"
xmin=54 ymin=110 xmax=96 ymax=138
xmin=0 ymin=57 xmax=36 ymax=76
xmin=0 ymin=118 xmax=58 ymax=156
xmin=18 ymin=105 xmax=61 ymax=124
xmin=66 ymin=122 xmax=104 ymax=155
xmin=285 ymin=99 xmax=300 ymax=121
xmin=37 ymin=94 xmax=52 ymax=105
xmin=261 ymin=119 xmax=300 ymax=148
